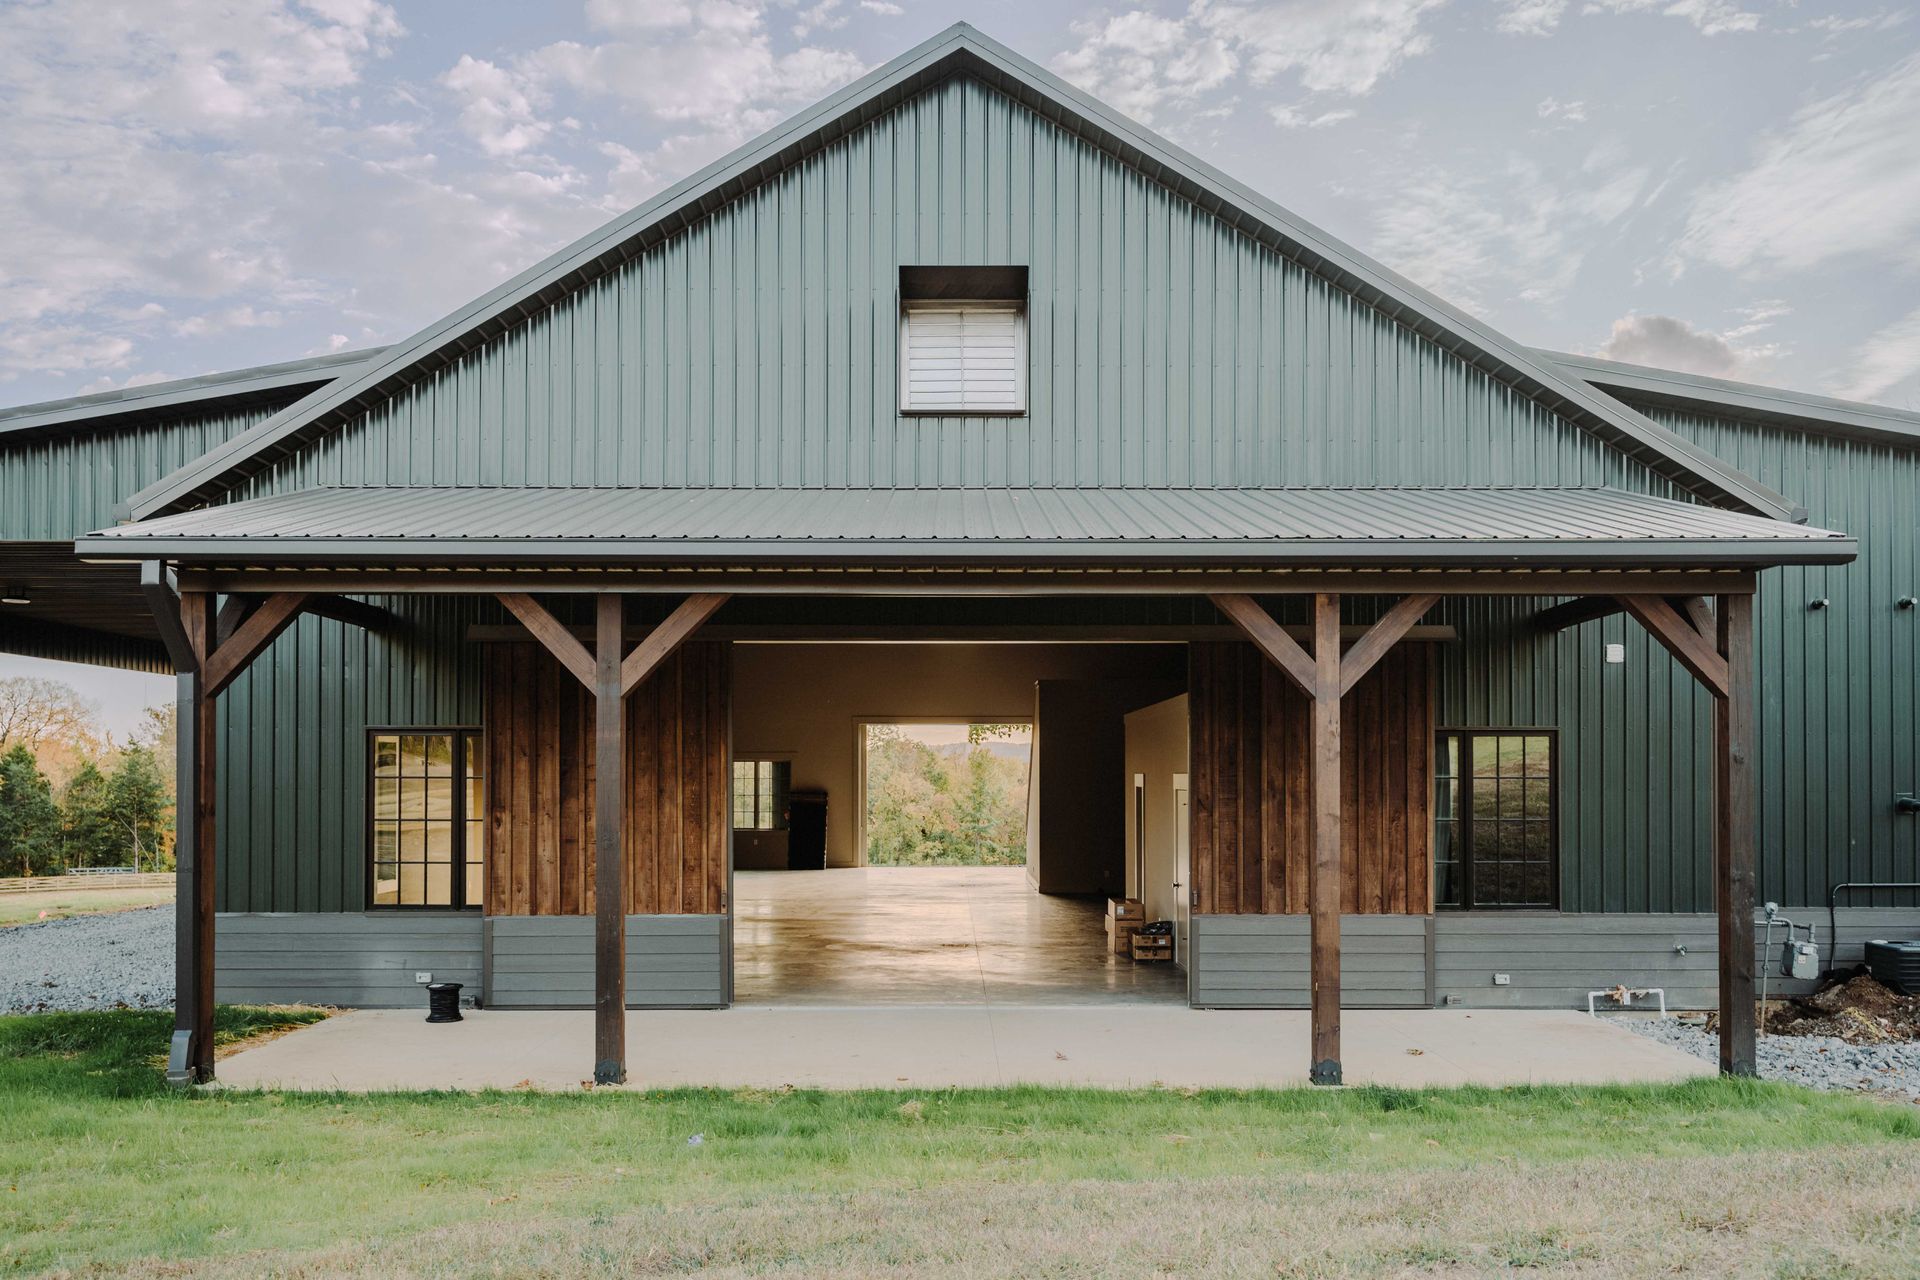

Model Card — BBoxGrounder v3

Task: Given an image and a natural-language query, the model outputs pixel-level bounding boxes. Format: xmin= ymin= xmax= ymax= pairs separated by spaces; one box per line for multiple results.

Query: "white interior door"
xmin=1172 ymin=773 xmax=1190 ymax=969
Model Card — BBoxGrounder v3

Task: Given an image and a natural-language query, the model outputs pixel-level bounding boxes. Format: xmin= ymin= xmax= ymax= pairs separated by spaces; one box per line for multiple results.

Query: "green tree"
xmin=0 ymin=744 xmax=62 ymax=876
xmin=104 ymin=745 xmax=172 ymax=871
xmin=60 ymin=761 xmax=119 ymax=870
xmin=865 ymin=725 xmax=1029 ymax=867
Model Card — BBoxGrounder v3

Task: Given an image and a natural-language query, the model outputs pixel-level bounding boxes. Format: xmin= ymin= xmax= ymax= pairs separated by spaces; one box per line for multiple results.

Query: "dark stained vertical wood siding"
xmin=484 ymin=640 xmax=730 ymax=915
xmin=1190 ymin=641 xmax=1433 ymax=914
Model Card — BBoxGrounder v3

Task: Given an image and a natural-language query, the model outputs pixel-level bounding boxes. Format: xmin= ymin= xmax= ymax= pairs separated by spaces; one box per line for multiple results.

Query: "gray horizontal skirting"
xmin=1189 ymin=908 xmax=1920 ymax=1011
xmin=486 ymin=915 xmax=728 ymax=1009
xmin=1190 ymin=915 xmax=1429 ymax=1009
xmin=215 ymin=912 xmax=482 ymax=1008
xmin=1433 ymin=909 xmax=1920 ymax=1009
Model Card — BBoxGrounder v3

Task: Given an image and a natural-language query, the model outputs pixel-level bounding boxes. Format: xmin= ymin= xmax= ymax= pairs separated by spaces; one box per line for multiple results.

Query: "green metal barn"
xmin=1 ymin=25 xmax=1912 ymax=1087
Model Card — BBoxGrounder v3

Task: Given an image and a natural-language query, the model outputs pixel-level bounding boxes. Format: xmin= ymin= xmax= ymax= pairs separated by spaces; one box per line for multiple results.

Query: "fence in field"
xmin=0 ymin=872 xmax=176 ymax=894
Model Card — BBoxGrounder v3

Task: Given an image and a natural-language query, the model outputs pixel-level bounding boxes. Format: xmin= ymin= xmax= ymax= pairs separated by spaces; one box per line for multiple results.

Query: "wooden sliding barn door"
xmin=484 ymin=640 xmax=731 ymax=916
xmin=1188 ymin=640 xmax=1434 ymax=915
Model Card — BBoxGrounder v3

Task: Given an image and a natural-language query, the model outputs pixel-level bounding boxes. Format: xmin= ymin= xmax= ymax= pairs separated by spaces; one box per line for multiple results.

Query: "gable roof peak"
xmin=120 ymin=23 xmax=1796 ymax=524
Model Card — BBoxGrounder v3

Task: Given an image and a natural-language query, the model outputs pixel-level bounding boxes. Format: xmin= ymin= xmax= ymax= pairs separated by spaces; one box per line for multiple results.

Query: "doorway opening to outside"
xmin=859 ymin=721 xmax=1032 ymax=868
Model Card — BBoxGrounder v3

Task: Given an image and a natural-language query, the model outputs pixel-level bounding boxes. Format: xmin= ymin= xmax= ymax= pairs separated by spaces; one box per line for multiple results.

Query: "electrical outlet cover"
xmin=415 ymin=971 xmax=432 ymax=984
xmin=1492 ymin=972 xmax=1511 ymax=985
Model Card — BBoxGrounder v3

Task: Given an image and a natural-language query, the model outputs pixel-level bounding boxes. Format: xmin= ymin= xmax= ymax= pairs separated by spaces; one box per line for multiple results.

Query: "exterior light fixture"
xmin=1808 ymin=597 xmax=1829 ymax=610
xmin=0 ymin=585 xmax=28 ymax=605
xmin=1898 ymin=596 xmax=1917 ymax=610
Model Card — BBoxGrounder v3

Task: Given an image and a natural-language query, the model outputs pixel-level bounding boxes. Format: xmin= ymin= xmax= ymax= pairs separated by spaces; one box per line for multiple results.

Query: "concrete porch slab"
xmin=214 ymin=1005 xmax=1711 ymax=1092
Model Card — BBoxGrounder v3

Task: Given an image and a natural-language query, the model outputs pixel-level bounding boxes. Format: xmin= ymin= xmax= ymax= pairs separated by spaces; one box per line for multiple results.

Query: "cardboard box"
xmin=1107 ymin=897 xmax=1145 ymax=922
xmin=1105 ymin=915 xmax=1145 ymax=955
xmin=1131 ymin=933 xmax=1174 ymax=962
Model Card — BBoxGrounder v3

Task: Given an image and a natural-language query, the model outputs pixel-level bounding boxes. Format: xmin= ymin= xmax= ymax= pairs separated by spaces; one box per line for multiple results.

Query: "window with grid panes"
xmin=370 ymin=729 xmax=484 ymax=908
xmin=731 ymin=759 xmax=790 ymax=831
xmin=1433 ymin=730 xmax=1556 ymax=909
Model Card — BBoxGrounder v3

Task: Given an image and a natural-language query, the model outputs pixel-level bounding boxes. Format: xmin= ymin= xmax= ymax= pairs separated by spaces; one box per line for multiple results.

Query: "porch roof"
xmin=78 ymin=484 xmax=1854 ymax=570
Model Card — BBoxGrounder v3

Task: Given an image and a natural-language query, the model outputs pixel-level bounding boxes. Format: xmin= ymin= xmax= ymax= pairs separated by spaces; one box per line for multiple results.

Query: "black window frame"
xmin=1433 ymin=727 xmax=1559 ymax=911
xmin=732 ymin=757 xmax=791 ymax=833
xmin=365 ymin=725 xmax=485 ymax=911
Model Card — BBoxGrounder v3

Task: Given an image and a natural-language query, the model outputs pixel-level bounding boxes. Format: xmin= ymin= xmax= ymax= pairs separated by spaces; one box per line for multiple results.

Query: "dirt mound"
xmin=1763 ymin=973 xmax=1920 ymax=1044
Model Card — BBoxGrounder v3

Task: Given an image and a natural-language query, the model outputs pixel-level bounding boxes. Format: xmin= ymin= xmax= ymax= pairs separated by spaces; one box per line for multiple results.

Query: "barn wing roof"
xmin=0 ymin=349 xmax=382 ymax=444
xmin=1543 ymin=351 xmax=1920 ymax=447
xmin=118 ymin=24 xmax=1796 ymax=521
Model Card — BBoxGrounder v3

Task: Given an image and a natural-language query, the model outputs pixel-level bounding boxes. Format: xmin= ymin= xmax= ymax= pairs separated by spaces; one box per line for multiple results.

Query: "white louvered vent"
xmin=899 ymin=302 xmax=1026 ymax=413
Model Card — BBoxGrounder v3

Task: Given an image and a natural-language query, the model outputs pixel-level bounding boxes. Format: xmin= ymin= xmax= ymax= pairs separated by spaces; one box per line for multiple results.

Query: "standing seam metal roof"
xmin=77 ymin=485 xmax=1854 ymax=568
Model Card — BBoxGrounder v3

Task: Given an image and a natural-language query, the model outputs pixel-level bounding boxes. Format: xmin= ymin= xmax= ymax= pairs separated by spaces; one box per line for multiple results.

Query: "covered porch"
xmin=75 ymin=483 xmax=1855 ymax=1087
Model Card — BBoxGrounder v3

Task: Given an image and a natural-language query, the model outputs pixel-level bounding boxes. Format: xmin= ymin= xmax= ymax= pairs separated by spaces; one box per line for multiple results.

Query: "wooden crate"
xmin=1131 ymin=933 xmax=1174 ymax=962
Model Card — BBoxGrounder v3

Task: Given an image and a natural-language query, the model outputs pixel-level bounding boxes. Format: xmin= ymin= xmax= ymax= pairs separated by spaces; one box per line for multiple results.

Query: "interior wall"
xmin=731 ymin=643 xmax=1186 ymax=869
xmin=1124 ymin=694 xmax=1190 ymax=929
xmin=1031 ymin=678 xmax=1187 ymax=895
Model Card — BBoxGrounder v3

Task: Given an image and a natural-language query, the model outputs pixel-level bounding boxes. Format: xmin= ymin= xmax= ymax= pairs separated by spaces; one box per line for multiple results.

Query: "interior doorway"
xmin=858 ymin=720 xmax=1031 ymax=868
xmin=727 ymin=641 xmax=1191 ymax=1008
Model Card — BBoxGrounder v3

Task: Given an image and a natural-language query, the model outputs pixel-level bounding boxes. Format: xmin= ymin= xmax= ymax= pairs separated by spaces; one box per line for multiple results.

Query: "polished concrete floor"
xmin=731 ymin=866 xmax=1188 ymax=1006
xmin=217 ymin=1006 xmax=1713 ymax=1091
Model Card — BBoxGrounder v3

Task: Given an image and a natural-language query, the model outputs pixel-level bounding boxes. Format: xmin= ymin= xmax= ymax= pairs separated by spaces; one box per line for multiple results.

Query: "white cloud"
xmin=441 ymin=54 xmax=553 ymax=156
xmin=1675 ymin=54 xmax=1920 ymax=275
xmin=1834 ymin=307 xmax=1920 ymax=403
xmin=1369 ymin=147 xmax=1648 ymax=310
xmin=1582 ymin=0 xmax=1761 ymax=36
xmin=793 ymin=0 xmax=847 ymax=38
xmin=1051 ymin=0 xmax=1442 ymax=123
xmin=1497 ymin=0 xmax=1569 ymax=34
xmin=1593 ymin=313 xmax=1760 ymax=377
xmin=1500 ymin=0 xmax=1759 ymax=35
xmin=1536 ymin=96 xmax=1586 ymax=122
xmin=1269 ymin=104 xmax=1356 ymax=128
xmin=858 ymin=0 xmax=903 ymax=12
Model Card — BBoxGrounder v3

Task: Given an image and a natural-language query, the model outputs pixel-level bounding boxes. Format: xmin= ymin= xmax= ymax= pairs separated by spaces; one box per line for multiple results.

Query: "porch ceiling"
xmin=77 ymin=484 xmax=1854 ymax=571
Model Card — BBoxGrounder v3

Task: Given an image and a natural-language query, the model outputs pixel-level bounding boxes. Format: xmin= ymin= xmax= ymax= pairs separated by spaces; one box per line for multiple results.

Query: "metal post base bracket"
xmin=593 ymin=1060 xmax=627 ymax=1086
xmin=1309 ymin=1059 xmax=1343 ymax=1087
xmin=165 ymin=1030 xmax=204 ymax=1087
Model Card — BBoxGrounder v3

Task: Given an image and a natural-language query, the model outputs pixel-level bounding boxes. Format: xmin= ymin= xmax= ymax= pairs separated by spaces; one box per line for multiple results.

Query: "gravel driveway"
xmin=0 ymin=904 xmax=174 ymax=1014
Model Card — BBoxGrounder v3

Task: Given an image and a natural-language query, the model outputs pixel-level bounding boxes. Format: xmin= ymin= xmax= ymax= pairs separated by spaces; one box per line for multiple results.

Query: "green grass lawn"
xmin=0 ymin=886 xmax=173 ymax=927
xmin=3 ymin=1008 xmax=1917 ymax=1278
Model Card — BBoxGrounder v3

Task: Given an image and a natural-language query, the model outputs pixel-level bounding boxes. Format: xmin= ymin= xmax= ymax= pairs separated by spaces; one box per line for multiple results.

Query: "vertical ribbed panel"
xmin=213 ymin=595 xmax=485 ymax=914
xmin=253 ymin=75 xmax=1663 ymax=498
xmin=1428 ymin=404 xmax=1918 ymax=914
xmin=0 ymin=403 xmax=281 ymax=540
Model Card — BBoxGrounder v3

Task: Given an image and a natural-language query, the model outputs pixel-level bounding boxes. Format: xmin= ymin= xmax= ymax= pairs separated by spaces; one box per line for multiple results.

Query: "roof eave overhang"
xmin=75 ymin=535 xmax=1858 ymax=571
xmin=117 ymin=25 xmax=1799 ymax=525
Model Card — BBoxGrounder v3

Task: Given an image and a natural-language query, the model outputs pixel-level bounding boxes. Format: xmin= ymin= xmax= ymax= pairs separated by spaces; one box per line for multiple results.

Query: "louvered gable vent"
xmin=899 ymin=301 xmax=1026 ymax=413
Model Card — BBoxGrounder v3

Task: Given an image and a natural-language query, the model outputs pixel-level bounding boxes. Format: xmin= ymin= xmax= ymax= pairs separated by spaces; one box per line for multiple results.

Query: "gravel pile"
xmin=1625 ymin=1014 xmax=1920 ymax=1103
xmin=0 ymin=904 xmax=174 ymax=1014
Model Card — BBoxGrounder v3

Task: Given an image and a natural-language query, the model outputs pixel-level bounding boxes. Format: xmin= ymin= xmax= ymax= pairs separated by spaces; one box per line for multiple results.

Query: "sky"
xmin=2 ymin=0 xmax=1918 ymax=726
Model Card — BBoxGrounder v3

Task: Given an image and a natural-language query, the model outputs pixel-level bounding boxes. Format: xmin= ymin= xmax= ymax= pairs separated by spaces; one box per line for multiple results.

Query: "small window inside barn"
xmin=899 ymin=266 xmax=1028 ymax=414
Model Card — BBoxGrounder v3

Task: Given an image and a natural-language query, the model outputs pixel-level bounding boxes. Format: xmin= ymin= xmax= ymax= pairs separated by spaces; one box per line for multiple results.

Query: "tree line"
xmin=0 ymin=677 xmax=174 ymax=877
xmin=864 ymin=723 xmax=1029 ymax=867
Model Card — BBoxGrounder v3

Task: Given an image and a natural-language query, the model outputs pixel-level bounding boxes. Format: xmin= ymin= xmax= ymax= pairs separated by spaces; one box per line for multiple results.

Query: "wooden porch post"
xmin=1211 ymin=590 xmax=1436 ymax=1085
xmin=593 ymin=594 xmax=628 ymax=1085
xmin=1715 ymin=592 xmax=1758 ymax=1077
xmin=495 ymin=590 xmax=728 ymax=1085
xmin=1617 ymin=589 xmax=1757 ymax=1077
xmin=175 ymin=593 xmax=217 ymax=1084
xmin=140 ymin=564 xmax=319 ymax=1084
xmin=1307 ymin=592 xmax=1343 ymax=1085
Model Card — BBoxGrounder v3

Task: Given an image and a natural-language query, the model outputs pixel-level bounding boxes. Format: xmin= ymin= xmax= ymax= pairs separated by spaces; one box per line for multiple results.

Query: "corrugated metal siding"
xmin=248 ymin=75 xmax=1672 ymax=499
xmin=0 ymin=402 xmax=285 ymax=540
xmin=213 ymin=595 xmax=485 ymax=913
xmin=1418 ymin=401 xmax=1918 ymax=914
xmin=1649 ymin=406 xmax=1920 ymax=910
